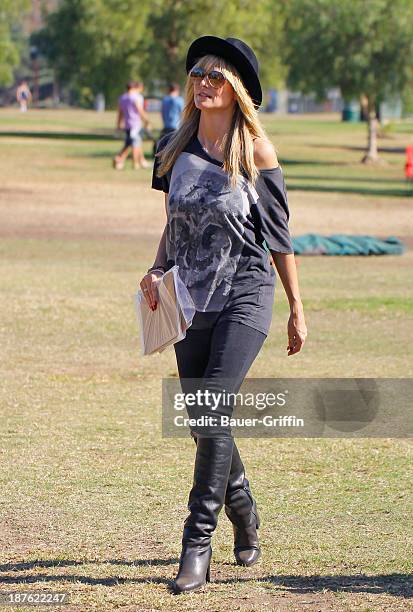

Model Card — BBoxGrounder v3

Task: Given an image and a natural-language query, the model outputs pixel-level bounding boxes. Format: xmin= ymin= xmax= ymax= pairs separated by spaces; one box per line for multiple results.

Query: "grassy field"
xmin=0 ymin=108 xmax=412 ymax=611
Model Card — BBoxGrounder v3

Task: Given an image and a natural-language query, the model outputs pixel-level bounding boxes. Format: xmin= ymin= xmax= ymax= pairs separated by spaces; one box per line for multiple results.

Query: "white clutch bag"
xmin=134 ymin=265 xmax=196 ymax=356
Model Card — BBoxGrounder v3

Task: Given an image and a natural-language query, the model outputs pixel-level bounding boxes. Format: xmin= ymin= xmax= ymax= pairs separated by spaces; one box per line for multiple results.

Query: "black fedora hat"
xmin=186 ymin=36 xmax=262 ymax=108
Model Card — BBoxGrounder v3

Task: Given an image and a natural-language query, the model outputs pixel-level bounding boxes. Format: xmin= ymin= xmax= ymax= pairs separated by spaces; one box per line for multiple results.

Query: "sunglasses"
xmin=189 ymin=66 xmax=227 ymax=89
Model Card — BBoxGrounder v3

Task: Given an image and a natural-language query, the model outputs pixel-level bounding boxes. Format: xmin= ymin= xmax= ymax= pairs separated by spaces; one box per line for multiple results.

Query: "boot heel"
xmin=206 ymin=563 xmax=211 ymax=583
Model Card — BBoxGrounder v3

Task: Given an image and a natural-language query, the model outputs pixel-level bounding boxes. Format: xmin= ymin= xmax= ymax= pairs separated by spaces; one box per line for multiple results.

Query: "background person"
xmin=113 ymin=81 xmax=150 ymax=170
xmin=16 ymin=81 xmax=32 ymax=112
xmin=153 ymin=83 xmax=184 ymax=156
xmin=161 ymin=83 xmax=184 ymax=134
xmin=140 ymin=36 xmax=307 ymax=595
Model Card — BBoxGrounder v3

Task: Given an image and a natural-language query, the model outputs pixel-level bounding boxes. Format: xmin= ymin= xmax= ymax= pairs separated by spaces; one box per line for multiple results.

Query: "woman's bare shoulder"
xmin=253 ymin=137 xmax=279 ymax=170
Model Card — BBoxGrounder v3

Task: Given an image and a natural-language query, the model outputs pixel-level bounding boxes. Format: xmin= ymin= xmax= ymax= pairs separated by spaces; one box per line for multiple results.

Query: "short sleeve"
xmin=151 ymin=133 xmax=174 ymax=193
xmin=253 ymin=168 xmax=294 ymax=254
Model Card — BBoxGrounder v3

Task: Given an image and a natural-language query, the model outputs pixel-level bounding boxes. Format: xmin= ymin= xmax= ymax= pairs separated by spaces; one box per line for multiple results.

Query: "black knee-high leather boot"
xmin=173 ymin=435 xmax=234 ymax=594
xmin=224 ymin=443 xmax=261 ymax=566
xmin=191 ymin=433 xmax=261 ymax=567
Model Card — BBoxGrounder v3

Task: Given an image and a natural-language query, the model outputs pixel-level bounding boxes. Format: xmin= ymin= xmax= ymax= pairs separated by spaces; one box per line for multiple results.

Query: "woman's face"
xmin=193 ymin=66 xmax=236 ymax=112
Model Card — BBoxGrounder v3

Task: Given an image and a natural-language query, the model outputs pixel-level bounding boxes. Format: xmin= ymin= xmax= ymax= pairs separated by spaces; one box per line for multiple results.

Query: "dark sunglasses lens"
xmin=190 ymin=67 xmax=205 ymax=79
xmin=208 ymin=71 xmax=225 ymax=87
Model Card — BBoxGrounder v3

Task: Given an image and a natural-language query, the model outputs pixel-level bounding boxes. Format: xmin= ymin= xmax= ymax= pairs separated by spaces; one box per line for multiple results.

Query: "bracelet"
xmin=147 ymin=265 xmax=166 ymax=275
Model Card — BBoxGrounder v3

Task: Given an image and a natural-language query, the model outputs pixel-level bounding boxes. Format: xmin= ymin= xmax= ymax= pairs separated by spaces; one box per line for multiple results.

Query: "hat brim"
xmin=186 ymin=36 xmax=262 ymax=109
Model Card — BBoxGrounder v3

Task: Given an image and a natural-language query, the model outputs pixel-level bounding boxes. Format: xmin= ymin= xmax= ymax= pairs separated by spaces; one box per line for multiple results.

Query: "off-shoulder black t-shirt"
xmin=151 ymin=132 xmax=294 ymax=335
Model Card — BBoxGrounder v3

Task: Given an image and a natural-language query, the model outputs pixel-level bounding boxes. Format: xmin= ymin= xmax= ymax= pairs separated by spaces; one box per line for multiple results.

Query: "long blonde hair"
xmin=156 ymin=54 xmax=268 ymax=188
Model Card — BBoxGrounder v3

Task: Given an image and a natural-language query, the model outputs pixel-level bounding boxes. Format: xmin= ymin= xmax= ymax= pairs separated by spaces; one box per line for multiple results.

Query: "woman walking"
xmin=139 ymin=36 xmax=307 ymax=594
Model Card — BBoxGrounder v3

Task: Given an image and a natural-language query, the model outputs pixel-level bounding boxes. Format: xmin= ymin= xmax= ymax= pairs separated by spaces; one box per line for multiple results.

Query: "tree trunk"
xmin=362 ymin=103 xmax=380 ymax=164
xmin=359 ymin=93 xmax=369 ymax=121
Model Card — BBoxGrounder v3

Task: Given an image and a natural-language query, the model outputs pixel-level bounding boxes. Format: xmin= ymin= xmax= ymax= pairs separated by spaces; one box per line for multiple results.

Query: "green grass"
xmin=0 ymin=108 xmax=412 ymax=611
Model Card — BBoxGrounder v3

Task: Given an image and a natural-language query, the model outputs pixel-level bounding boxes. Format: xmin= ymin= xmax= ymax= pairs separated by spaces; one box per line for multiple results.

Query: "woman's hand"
xmin=287 ymin=302 xmax=307 ymax=355
xmin=139 ymin=271 xmax=163 ymax=311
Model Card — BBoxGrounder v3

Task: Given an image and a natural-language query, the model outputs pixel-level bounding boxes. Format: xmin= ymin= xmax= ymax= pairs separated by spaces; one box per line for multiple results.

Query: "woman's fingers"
xmin=287 ymin=339 xmax=300 ymax=355
xmin=145 ymin=281 xmax=156 ymax=310
xmin=287 ymin=309 xmax=307 ymax=356
xmin=140 ymin=280 xmax=153 ymax=309
xmin=139 ymin=273 xmax=162 ymax=310
xmin=287 ymin=336 xmax=297 ymax=355
xmin=150 ymin=279 xmax=160 ymax=309
xmin=287 ymin=329 xmax=307 ymax=355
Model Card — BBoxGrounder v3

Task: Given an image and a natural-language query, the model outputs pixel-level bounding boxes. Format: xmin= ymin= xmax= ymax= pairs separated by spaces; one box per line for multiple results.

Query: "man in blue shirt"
xmin=153 ymin=83 xmax=184 ymax=157
xmin=161 ymin=83 xmax=184 ymax=131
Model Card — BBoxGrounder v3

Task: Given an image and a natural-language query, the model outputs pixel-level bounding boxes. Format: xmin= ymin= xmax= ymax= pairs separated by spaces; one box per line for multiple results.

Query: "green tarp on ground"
xmin=291 ymin=234 xmax=405 ymax=255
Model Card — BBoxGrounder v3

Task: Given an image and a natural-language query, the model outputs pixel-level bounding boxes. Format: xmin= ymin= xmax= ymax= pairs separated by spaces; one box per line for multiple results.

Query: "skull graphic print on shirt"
xmin=166 ymin=152 xmax=259 ymax=312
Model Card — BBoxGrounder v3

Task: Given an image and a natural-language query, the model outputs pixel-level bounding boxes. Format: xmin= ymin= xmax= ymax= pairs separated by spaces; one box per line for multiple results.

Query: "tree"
xmin=283 ymin=0 xmax=413 ymax=162
xmin=33 ymin=0 xmax=287 ymax=106
xmin=33 ymin=0 xmax=151 ymax=107
xmin=0 ymin=0 xmax=30 ymax=86
xmin=141 ymin=0 xmax=286 ymax=93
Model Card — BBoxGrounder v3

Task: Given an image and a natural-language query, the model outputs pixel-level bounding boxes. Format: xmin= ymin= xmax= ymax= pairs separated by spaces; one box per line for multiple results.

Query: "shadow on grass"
xmin=281 ymin=158 xmax=349 ymax=166
xmin=311 ymin=143 xmax=408 ymax=155
xmin=286 ymin=183 xmax=412 ymax=197
xmin=108 ymin=558 xmax=179 ymax=567
xmin=0 ymin=130 xmax=156 ymax=147
xmin=0 ymin=560 xmax=84 ymax=572
xmin=258 ymin=573 xmax=412 ymax=598
xmin=0 ymin=573 xmax=170 ymax=586
xmin=1 ymin=560 xmax=411 ymax=598
xmin=0 ymin=558 xmax=179 ymax=573
xmin=0 ymin=131 xmax=116 ymax=142
xmin=288 ymin=175 xmax=406 ymax=184
xmin=84 ymin=151 xmax=154 ymax=160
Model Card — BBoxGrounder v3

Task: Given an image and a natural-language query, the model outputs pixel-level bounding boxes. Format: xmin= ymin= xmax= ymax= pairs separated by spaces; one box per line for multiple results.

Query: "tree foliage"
xmin=0 ymin=0 xmax=30 ymax=86
xmin=140 ymin=0 xmax=286 ymax=91
xmin=33 ymin=0 xmax=286 ymax=106
xmin=284 ymin=0 xmax=413 ymax=106
xmin=33 ymin=0 xmax=151 ymax=106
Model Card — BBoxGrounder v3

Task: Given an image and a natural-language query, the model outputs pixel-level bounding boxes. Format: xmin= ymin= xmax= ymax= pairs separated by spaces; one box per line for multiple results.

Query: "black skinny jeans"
xmin=173 ymin=312 xmax=267 ymax=438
